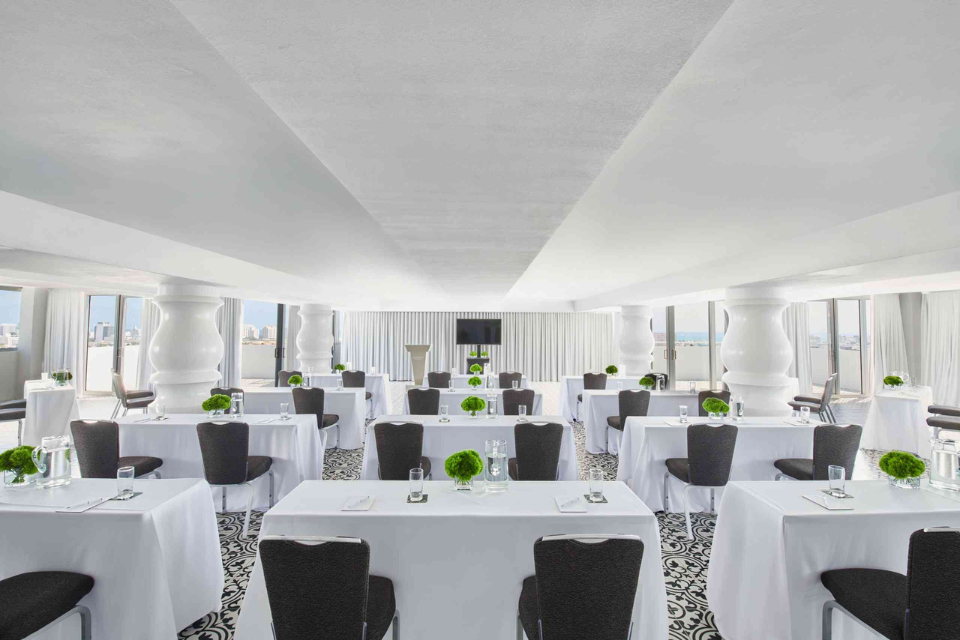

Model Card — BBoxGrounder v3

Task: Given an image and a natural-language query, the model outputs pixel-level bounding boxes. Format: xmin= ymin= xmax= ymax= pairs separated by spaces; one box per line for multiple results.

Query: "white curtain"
xmin=871 ymin=294 xmax=909 ymax=397
xmin=920 ymin=291 xmax=960 ymax=406
xmin=217 ymin=298 xmax=243 ymax=388
xmin=42 ymin=289 xmax=87 ymax=394
xmin=340 ymin=311 xmax=616 ymax=382
xmin=135 ymin=298 xmax=161 ymax=390
xmin=285 ymin=305 xmax=301 ymax=371
xmin=782 ymin=302 xmax=813 ymax=395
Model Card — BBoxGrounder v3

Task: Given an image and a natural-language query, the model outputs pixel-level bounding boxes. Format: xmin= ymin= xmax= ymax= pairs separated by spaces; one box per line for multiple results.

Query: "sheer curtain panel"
xmin=136 ymin=298 xmax=161 ymax=390
xmin=217 ymin=297 xmax=243 ymax=388
xmin=871 ymin=294 xmax=909 ymax=396
xmin=42 ymin=289 xmax=87 ymax=393
xmin=783 ymin=302 xmax=812 ymax=395
xmin=920 ymin=291 xmax=960 ymax=406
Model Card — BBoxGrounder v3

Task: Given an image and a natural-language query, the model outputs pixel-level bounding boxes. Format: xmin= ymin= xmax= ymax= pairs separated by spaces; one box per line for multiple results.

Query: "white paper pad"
xmin=342 ymin=495 xmax=375 ymax=511
xmin=783 ymin=420 xmax=812 ymax=426
xmin=555 ymin=495 xmax=587 ymax=513
xmin=802 ymin=494 xmax=853 ymax=511
xmin=663 ymin=420 xmax=689 ymax=427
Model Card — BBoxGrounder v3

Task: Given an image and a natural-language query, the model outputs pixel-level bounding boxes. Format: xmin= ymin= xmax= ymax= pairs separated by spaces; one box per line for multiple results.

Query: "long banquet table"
xmin=116 ymin=413 xmax=323 ymax=510
xmin=583 ymin=389 xmax=699 ymax=454
xmin=402 ymin=387 xmax=543 ymax=416
xmin=449 ymin=373 xmax=529 ymax=389
xmin=361 ymin=414 xmax=578 ymax=481
xmin=708 ymin=480 xmax=960 ymax=640
xmin=862 ymin=385 xmax=935 ymax=458
xmin=242 ymin=387 xmax=366 ymax=449
xmin=558 ymin=374 xmax=647 ymax=422
xmin=0 ymin=478 xmax=223 ymax=640
xmin=22 ymin=379 xmax=80 ymax=446
xmin=235 ymin=480 xmax=668 ymax=640
xmin=304 ymin=372 xmax=390 ymax=416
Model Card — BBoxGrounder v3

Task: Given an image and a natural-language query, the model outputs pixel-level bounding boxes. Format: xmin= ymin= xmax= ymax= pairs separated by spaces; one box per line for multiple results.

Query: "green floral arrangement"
xmin=605 ymin=365 xmax=619 ymax=375
xmin=52 ymin=370 xmax=73 ymax=384
xmin=468 ymin=376 xmax=483 ymax=388
xmin=639 ymin=375 xmax=656 ymax=389
xmin=461 ymin=395 xmax=486 ymax=413
xmin=0 ymin=446 xmax=39 ymax=484
xmin=202 ymin=394 xmax=232 ymax=413
xmin=480 ymin=351 xmax=488 ymax=357
xmin=444 ymin=449 xmax=483 ymax=483
xmin=702 ymin=397 xmax=730 ymax=415
xmin=879 ymin=451 xmax=925 ymax=479
xmin=883 ymin=375 xmax=904 ymax=387
xmin=469 ymin=364 xmax=482 ymax=374
xmin=469 ymin=351 xmax=477 ymax=357
xmin=287 ymin=374 xmax=303 ymax=386
xmin=334 ymin=364 xmax=346 ymax=372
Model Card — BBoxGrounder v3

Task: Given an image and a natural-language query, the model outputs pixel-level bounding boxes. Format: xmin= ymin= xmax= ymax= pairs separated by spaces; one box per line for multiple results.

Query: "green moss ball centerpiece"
xmin=879 ymin=451 xmax=925 ymax=489
xmin=461 ymin=395 xmax=486 ymax=417
xmin=202 ymin=394 xmax=232 ymax=417
xmin=468 ymin=376 xmax=483 ymax=389
xmin=334 ymin=364 xmax=346 ymax=373
xmin=444 ymin=449 xmax=483 ymax=490
xmin=883 ymin=375 xmax=904 ymax=389
xmin=469 ymin=363 xmax=483 ymax=374
xmin=0 ymin=445 xmax=39 ymax=487
xmin=702 ymin=398 xmax=730 ymax=422
xmin=639 ymin=375 xmax=656 ymax=390
xmin=287 ymin=374 xmax=303 ymax=387
xmin=605 ymin=365 xmax=619 ymax=376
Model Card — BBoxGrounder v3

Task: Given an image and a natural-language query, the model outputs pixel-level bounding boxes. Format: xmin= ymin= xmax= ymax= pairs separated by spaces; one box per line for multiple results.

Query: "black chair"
xmin=789 ymin=373 xmax=837 ymax=422
xmin=606 ymin=390 xmax=650 ymax=451
xmin=647 ymin=372 xmax=669 ymax=389
xmin=260 ymin=536 xmax=398 ymax=640
xmin=278 ymin=370 xmax=302 ymax=388
xmin=577 ymin=373 xmax=608 ymax=421
xmin=698 ymin=390 xmax=731 ymax=417
xmin=774 ymin=424 xmax=863 ymax=481
xmin=374 ymin=422 xmax=431 ymax=480
xmin=110 ymin=371 xmax=155 ymax=419
xmin=196 ymin=421 xmax=274 ymax=538
xmin=211 ymin=387 xmax=244 ymax=414
xmin=928 ymin=415 xmax=960 ymax=440
xmin=503 ymin=389 xmax=536 ymax=416
xmin=292 ymin=387 xmax=340 ymax=448
xmin=508 ymin=422 xmax=563 ymax=481
xmin=407 ymin=388 xmax=440 ymax=416
xmin=71 ymin=419 xmax=163 ymax=479
xmin=664 ymin=423 xmax=739 ymax=539
xmin=929 ymin=404 xmax=960 ymax=417
xmin=499 ymin=372 xmax=523 ymax=389
xmin=0 ymin=403 xmax=27 ymax=446
xmin=342 ymin=370 xmax=372 ymax=401
xmin=427 ymin=371 xmax=452 ymax=389
xmin=518 ymin=534 xmax=644 ymax=640
xmin=821 ymin=527 xmax=960 ymax=640
xmin=0 ymin=571 xmax=94 ymax=640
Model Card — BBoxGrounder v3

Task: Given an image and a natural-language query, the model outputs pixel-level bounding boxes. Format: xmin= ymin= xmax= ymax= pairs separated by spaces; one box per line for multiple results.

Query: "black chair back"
xmin=698 ymin=390 xmax=732 ymax=416
xmin=503 ymin=389 xmax=535 ymax=416
xmin=906 ymin=528 xmax=960 ymax=639
xmin=499 ymin=372 xmax=522 ymax=389
xmin=211 ymin=387 xmax=244 ymax=414
xmin=533 ymin=535 xmax=644 ymax=640
xmin=292 ymin=387 xmax=324 ymax=421
xmin=196 ymin=421 xmax=250 ymax=485
xmin=619 ymin=390 xmax=650 ymax=425
xmin=648 ymin=372 xmax=669 ymax=388
xmin=341 ymin=370 xmax=365 ymax=388
xmin=812 ymin=424 xmax=863 ymax=480
xmin=407 ymin=388 xmax=440 ymax=415
xmin=427 ymin=371 xmax=451 ymax=389
xmin=583 ymin=373 xmax=607 ymax=390
xmin=513 ymin=422 xmax=563 ymax=480
xmin=71 ymin=420 xmax=119 ymax=478
xmin=278 ymin=370 xmax=302 ymax=388
xmin=821 ymin=373 xmax=838 ymax=404
xmin=687 ymin=423 xmax=738 ymax=487
xmin=260 ymin=537 xmax=372 ymax=640
xmin=374 ymin=422 xmax=424 ymax=480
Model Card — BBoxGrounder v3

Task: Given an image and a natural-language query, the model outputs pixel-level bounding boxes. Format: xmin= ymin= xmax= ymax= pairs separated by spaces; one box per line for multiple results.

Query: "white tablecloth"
xmin=116 ymin=413 xmax=323 ymax=510
xmin=448 ymin=373 xmax=529 ymax=389
xmin=361 ymin=415 xmax=578 ymax=481
xmin=616 ymin=416 xmax=826 ymax=511
xmin=862 ymin=385 xmax=935 ymax=458
xmin=243 ymin=387 xmax=366 ymax=449
xmin=708 ymin=480 xmax=960 ymax=640
xmin=583 ymin=389 xmax=699 ymax=454
xmin=558 ymin=375 xmax=648 ymax=422
xmin=0 ymin=478 xmax=223 ymax=640
xmin=22 ymin=380 xmax=80 ymax=446
xmin=235 ymin=480 xmax=668 ymax=640
xmin=402 ymin=388 xmax=543 ymax=416
xmin=304 ymin=373 xmax=390 ymax=416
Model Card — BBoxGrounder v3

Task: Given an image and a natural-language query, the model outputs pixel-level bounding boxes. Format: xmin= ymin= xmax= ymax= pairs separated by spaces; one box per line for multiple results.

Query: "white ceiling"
xmin=1 ymin=0 xmax=958 ymax=308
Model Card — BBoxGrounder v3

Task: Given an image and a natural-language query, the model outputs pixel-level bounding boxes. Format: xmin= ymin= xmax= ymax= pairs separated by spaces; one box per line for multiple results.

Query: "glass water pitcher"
xmin=930 ymin=438 xmax=960 ymax=492
xmin=32 ymin=435 xmax=73 ymax=489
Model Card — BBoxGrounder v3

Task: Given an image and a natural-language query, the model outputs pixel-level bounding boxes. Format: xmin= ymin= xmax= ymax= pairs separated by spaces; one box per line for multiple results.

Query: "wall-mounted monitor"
xmin=456 ymin=319 xmax=502 ymax=346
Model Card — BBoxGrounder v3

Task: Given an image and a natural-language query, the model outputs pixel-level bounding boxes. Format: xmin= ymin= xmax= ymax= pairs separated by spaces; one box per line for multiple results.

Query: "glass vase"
xmin=468 ymin=410 xmax=479 ymax=418
xmin=454 ymin=478 xmax=474 ymax=491
xmin=888 ymin=475 xmax=921 ymax=489
xmin=3 ymin=470 xmax=34 ymax=488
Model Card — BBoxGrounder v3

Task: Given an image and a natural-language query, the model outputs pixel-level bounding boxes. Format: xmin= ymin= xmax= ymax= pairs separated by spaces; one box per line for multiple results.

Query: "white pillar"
xmin=620 ymin=305 xmax=655 ymax=376
xmin=148 ymin=284 xmax=224 ymax=413
xmin=297 ymin=303 xmax=334 ymax=373
xmin=721 ymin=286 xmax=794 ymax=413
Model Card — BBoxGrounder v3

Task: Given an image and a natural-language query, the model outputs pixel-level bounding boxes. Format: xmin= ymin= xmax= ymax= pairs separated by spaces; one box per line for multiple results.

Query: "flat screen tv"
xmin=456 ymin=319 xmax=502 ymax=346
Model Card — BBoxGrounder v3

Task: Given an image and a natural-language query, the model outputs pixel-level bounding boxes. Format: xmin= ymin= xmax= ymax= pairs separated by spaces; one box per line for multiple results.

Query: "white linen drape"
xmin=340 ymin=311 xmax=615 ymax=382
xmin=135 ymin=298 xmax=161 ymax=390
xmin=920 ymin=291 xmax=960 ymax=406
xmin=216 ymin=298 xmax=243 ymax=388
xmin=871 ymin=294 xmax=909 ymax=397
xmin=782 ymin=302 xmax=812 ymax=395
xmin=285 ymin=304 xmax=301 ymax=371
xmin=42 ymin=289 xmax=87 ymax=394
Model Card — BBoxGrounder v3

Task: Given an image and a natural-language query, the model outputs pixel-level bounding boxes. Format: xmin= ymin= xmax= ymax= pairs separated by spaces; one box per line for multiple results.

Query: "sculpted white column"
xmin=148 ymin=284 xmax=224 ymax=413
xmin=620 ymin=305 xmax=655 ymax=376
xmin=297 ymin=303 xmax=334 ymax=373
xmin=721 ymin=286 xmax=794 ymax=413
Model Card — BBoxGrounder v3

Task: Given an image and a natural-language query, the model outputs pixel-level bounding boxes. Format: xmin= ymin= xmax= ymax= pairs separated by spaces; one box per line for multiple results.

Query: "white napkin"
xmin=802 ymin=494 xmax=853 ymax=511
xmin=342 ymin=495 xmax=375 ymax=511
xmin=555 ymin=495 xmax=587 ymax=513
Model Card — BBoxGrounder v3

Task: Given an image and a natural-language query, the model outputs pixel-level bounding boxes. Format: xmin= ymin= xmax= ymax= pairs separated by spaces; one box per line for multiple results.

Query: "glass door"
xmin=119 ymin=297 xmax=143 ymax=390
xmin=85 ymin=295 xmax=120 ymax=393
xmin=673 ymin=302 xmax=711 ymax=391
xmin=241 ymin=300 xmax=285 ymax=387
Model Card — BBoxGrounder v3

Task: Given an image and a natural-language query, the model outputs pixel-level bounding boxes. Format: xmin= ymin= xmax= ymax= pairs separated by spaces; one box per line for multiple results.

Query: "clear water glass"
xmin=41 ymin=371 xmax=49 ymax=380
xmin=617 ymin=381 xmax=623 ymax=391
xmin=280 ymin=402 xmax=289 ymax=420
xmin=486 ymin=395 xmax=498 ymax=418
xmin=512 ymin=380 xmax=519 ymax=390
xmin=734 ymin=396 xmax=744 ymax=421
xmin=518 ymin=405 xmax=528 ymax=422
xmin=439 ymin=405 xmax=449 ymax=422
xmin=588 ymin=468 xmax=604 ymax=503
xmin=337 ymin=378 xmax=344 ymax=390
xmin=156 ymin=403 xmax=166 ymax=420
xmin=231 ymin=393 xmax=243 ymax=417
xmin=371 ymin=366 xmax=377 ymax=374
xmin=791 ymin=409 xmax=800 ymax=419
xmin=448 ymin=381 xmax=455 ymax=393
xmin=800 ymin=406 xmax=811 ymax=423
xmin=409 ymin=468 xmax=424 ymax=502
xmin=828 ymin=465 xmax=846 ymax=495
xmin=117 ymin=466 xmax=135 ymax=499
xmin=679 ymin=405 xmax=688 ymax=423
xmin=689 ymin=381 xmax=697 ymax=394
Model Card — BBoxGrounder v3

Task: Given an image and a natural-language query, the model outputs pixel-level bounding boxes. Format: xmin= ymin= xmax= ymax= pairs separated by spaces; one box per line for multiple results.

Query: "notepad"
xmin=663 ymin=420 xmax=689 ymax=426
xmin=802 ymin=494 xmax=853 ymax=511
xmin=555 ymin=495 xmax=587 ymax=513
xmin=342 ymin=495 xmax=375 ymax=511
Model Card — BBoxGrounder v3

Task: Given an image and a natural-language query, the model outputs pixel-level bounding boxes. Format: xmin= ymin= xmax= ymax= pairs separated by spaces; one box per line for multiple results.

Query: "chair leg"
xmin=822 ymin=600 xmax=835 ymax=640
xmin=79 ymin=604 xmax=92 ymax=640
xmin=516 ymin=612 xmax=523 ymax=640
xmin=110 ymin=401 xmax=121 ymax=419
xmin=775 ymin=473 xmax=792 ymax=481
xmin=242 ymin=485 xmax=254 ymax=538
xmin=662 ymin=471 xmax=671 ymax=512
xmin=222 ymin=486 xmax=227 ymax=513
xmin=268 ymin=470 xmax=275 ymax=508
xmin=710 ymin=488 xmax=716 ymax=514
xmin=683 ymin=484 xmax=694 ymax=540
xmin=393 ymin=611 xmax=399 ymax=640
xmin=17 ymin=420 xmax=22 ymax=447
xmin=122 ymin=407 xmax=129 ymax=417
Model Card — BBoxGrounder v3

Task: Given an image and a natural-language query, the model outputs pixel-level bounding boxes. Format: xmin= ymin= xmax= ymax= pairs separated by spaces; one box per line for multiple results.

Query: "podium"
xmin=405 ymin=344 xmax=431 ymax=386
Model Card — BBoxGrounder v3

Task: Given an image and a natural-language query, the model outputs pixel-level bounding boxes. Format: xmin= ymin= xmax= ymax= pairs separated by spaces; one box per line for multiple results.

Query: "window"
xmin=650 ymin=307 xmax=668 ymax=376
xmin=713 ymin=301 xmax=727 ymax=385
xmin=241 ymin=300 xmax=284 ymax=388
xmin=673 ymin=303 xmax=711 ymax=391
xmin=86 ymin=295 xmax=119 ymax=392
xmin=808 ymin=300 xmax=831 ymax=389
xmin=806 ymin=297 xmax=872 ymax=397
xmin=121 ymin=297 xmax=143 ymax=390
xmin=0 ymin=288 xmax=22 ymax=350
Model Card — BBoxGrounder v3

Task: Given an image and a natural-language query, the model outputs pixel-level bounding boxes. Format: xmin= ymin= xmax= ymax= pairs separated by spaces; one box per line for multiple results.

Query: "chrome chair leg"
xmin=121 ymin=406 xmax=129 ymax=417
xmin=775 ymin=473 xmax=791 ymax=481
xmin=79 ymin=604 xmax=91 ymax=640
xmin=516 ymin=612 xmax=523 ymax=640
xmin=662 ymin=471 xmax=671 ymax=511
xmin=268 ymin=470 xmax=275 ymax=508
xmin=682 ymin=483 xmax=695 ymax=540
xmin=110 ymin=401 xmax=122 ymax=419
xmin=222 ymin=486 xmax=227 ymax=513
xmin=710 ymin=488 xmax=716 ymax=513
xmin=17 ymin=419 xmax=22 ymax=446
xmin=822 ymin=600 xmax=835 ymax=640
xmin=393 ymin=611 xmax=399 ymax=640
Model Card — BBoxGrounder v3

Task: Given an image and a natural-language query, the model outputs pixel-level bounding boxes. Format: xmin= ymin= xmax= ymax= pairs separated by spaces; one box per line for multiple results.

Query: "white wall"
xmin=899 ymin=292 xmax=923 ymax=381
xmin=0 ymin=350 xmax=18 ymax=401
xmin=16 ymin=287 xmax=48 ymax=392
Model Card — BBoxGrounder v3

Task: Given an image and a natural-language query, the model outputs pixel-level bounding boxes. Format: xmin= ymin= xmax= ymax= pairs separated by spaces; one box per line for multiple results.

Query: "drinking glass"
xmin=791 ymin=409 xmax=800 ymax=419
xmin=448 ymin=381 xmax=455 ymax=393
xmin=828 ymin=465 xmax=846 ymax=496
xmin=409 ymin=468 xmax=424 ymax=502
xmin=800 ymin=406 xmax=811 ymax=424
xmin=155 ymin=403 xmax=166 ymax=420
xmin=337 ymin=377 xmax=344 ymax=390
xmin=41 ymin=371 xmax=49 ymax=380
xmin=617 ymin=381 xmax=623 ymax=391
xmin=231 ymin=393 xmax=244 ymax=418
xmin=588 ymin=468 xmax=604 ymax=503
xmin=518 ymin=405 xmax=528 ymax=422
xmin=371 ymin=366 xmax=377 ymax=374
xmin=439 ymin=405 xmax=449 ymax=422
xmin=279 ymin=403 xmax=290 ymax=420
xmin=689 ymin=382 xmax=697 ymax=394
xmin=117 ymin=466 xmax=135 ymax=499
xmin=512 ymin=380 xmax=519 ymax=390
xmin=679 ymin=405 xmax=688 ymax=423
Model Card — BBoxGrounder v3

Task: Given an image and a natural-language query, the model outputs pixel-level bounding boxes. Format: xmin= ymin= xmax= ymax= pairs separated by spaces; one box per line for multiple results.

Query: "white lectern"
xmin=405 ymin=344 xmax=431 ymax=386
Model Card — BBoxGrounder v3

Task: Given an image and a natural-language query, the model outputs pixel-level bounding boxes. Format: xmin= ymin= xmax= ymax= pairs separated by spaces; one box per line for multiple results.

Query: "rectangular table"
xmin=116 ymin=413 xmax=323 ymax=510
xmin=0 ymin=478 xmax=223 ymax=640
xmin=235 ymin=480 xmax=668 ymax=640
xmin=862 ymin=385 xmax=935 ymax=458
xmin=583 ymin=389 xmax=700 ymax=454
xmin=361 ymin=414 xmax=578 ymax=481
xmin=450 ymin=373 xmax=528 ymax=389
xmin=243 ymin=387 xmax=366 ymax=449
xmin=22 ymin=380 xmax=80 ymax=446
xmin=402 ymin=387 xmax=543 ymax=416
xmin=558 ymin=375 xmax=647 ymax=422
xmin=708 ymin=480 xmax=960 ymax=640
xmin=304 ymin=372 xmax=390 ymax=416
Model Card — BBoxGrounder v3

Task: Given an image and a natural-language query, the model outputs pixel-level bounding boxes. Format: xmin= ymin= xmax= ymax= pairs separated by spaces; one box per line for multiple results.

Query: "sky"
xmin=0 ymin=290 xmax=20 ymax=325
xmin=243 ymin=300 xmax=279 ymax=330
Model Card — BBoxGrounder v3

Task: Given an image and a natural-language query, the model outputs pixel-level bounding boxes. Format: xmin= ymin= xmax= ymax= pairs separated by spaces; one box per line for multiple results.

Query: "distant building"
xmin=242 ymin=324 xmax=258 ymax=339
xmin=260 ymin=325 xmax=277 ymax=341
xmin=129 ymin=326 xmax=140 ymax=341
xmin=94 ymin=322 xmax=115 ymax=343
xmin=0 ymin=323 xmax=16 ymax=336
